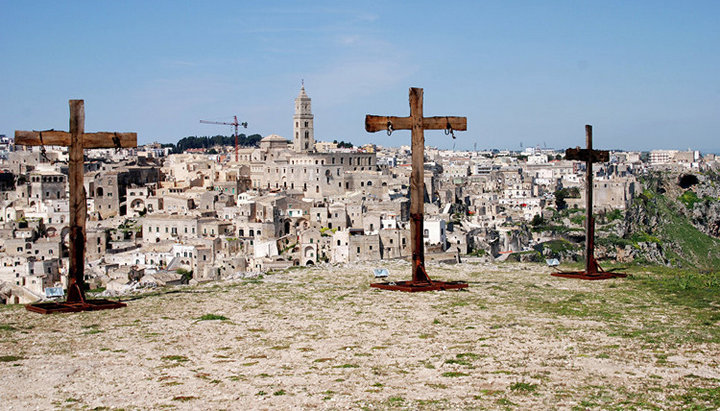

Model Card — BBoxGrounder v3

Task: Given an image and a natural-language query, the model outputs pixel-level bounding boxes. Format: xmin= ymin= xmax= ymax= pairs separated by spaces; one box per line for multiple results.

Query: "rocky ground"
xmin=1 ymin=260 xmax=719 ymax=410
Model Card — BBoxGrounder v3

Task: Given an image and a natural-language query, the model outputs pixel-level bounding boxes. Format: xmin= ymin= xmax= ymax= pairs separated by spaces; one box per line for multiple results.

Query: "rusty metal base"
xmin=25 ymin=299 xmax=127 ymax=314
xmin=371 ymin=280 xmax=468 ymax=292
xmin=551 ymin=271 xmax=627 ymax=280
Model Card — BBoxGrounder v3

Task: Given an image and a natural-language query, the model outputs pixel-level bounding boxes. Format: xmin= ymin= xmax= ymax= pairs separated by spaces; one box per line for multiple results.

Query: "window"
xmin=357 ymin=247 xmax=361 ymax=253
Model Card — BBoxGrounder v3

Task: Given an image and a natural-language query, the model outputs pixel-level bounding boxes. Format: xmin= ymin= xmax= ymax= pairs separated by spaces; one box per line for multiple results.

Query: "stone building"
xmin=142 ymin=214 xmax=199 ymax=243
xmin=589 ymin=177 xmax=637 ymax=211
xmin=247 ymin=86 xmax=378 ymax=199
xmin=28 ymin=170 xmax=66 ymax=204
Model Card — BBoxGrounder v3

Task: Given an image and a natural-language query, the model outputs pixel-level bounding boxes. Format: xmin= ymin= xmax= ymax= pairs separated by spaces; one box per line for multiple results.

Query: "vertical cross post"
xmin=365 ymin=87 xmax=469 ymax=292
xmin=67 ymin=100 xmax=87 ymax=303
xmin=409 ymin=88 xmax=429 ymax=283
xmin=583 ymin=125 xmax=596 ymax=274
xmin=552 ymin=125 xmax=627 ymax=280
xmin=15 ymin=99 xmax=137 ymax=312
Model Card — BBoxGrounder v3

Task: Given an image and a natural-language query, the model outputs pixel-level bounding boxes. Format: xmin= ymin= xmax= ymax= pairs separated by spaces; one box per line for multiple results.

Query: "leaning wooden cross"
xmin=552 ymin=125 xmax=627 ymax=280
xmin=365 ymin=87 xmax=469 ymax=292
xmin=15 ymin=100 xmax=137 ymax=313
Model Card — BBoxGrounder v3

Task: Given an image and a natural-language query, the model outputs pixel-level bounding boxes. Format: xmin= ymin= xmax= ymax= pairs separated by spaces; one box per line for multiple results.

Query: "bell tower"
xmin=293 ymin=83 xmax=314 ymax=153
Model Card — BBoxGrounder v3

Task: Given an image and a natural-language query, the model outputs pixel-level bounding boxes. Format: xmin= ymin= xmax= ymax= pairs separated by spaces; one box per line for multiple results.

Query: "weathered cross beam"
xmin=365 ymin=87 xmax=468 ymax=292
xmin=15 ymin=100 xmax=137 ymax=313
xmin=552 ymin=125 xmax=627 ymax=280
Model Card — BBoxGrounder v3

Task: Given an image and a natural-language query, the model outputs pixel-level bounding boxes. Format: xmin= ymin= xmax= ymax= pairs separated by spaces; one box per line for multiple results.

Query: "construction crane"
xmin=199 ymin=116 xmax=248 ymax=162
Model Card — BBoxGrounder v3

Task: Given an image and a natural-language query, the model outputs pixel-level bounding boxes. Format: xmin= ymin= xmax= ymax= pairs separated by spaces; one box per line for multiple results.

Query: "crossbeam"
xmin=15 ymin=130 xmax=136 ymax=149
xmin=365 ymin=116 xmax=467 ymax=133
xmin=565 ymin=147 xmax=609 ymax=163
xmin=15 ymin=100 xmax=136 ymax=313
xmin=365 ymin=87 xmax=468 ymax=292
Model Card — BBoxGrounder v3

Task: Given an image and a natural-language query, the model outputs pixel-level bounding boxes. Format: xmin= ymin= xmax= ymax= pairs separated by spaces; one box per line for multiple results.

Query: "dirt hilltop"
xmin=1 ymin=261 xmax=718 ymax=410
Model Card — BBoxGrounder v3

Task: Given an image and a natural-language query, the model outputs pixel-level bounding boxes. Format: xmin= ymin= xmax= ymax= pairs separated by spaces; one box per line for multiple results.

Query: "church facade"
xmin=246 ymin=86 xmax=381 ymax=199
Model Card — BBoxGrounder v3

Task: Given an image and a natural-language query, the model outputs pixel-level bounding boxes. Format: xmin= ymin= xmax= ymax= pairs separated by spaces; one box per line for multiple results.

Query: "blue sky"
xmin=1 ymin=1 xmax=719 ymax=152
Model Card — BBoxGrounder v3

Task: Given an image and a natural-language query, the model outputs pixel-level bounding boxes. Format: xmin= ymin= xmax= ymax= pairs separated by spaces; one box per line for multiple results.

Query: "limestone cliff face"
xmin=618 ymin=170 xmax=720 ymax=268
xmin=683 ymin=172 xmax=720 ymax=239
xmin=690 ymin=201 xmax=720 ymax=238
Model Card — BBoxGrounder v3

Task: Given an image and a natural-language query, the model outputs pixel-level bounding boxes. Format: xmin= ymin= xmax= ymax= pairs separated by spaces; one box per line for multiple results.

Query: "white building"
xmin=423 ymin=220 xmax=447 ymax=247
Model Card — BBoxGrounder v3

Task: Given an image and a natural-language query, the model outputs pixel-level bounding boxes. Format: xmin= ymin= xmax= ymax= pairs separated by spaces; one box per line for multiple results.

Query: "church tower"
xmin=293 ymin=84 xmax=314 ymax=153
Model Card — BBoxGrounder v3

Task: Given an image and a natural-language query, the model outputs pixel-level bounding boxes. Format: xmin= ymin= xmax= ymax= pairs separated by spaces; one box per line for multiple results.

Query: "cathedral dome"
xmin=260 ymin=134 xmax=290 ymax=150
xmin=261 ymin=134 xmax=288 ymax=143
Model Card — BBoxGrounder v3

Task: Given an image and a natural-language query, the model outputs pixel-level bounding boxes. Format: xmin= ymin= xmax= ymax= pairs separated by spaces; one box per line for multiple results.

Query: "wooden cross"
xmin=365 ymin=87 xmax=468 ymax=291
xmin=15 ymin=100 xmax=137 ymax=311
xmin=554 ymin=125 xmax=625 ymax=280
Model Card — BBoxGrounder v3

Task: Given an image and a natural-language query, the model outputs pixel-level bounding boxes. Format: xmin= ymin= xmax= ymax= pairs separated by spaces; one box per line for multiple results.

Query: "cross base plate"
xmin=25 ymin=299 xmax=127 ymax=314
xmin=371 ymin=280 xmax=468 ymax=292
xmin=551 ymin=271 xmax=628 ymax=281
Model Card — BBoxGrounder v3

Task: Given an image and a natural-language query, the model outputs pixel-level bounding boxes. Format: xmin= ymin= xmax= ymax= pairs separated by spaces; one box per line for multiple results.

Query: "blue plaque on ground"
xmin=373 ymin=268 xmax=389 ymax=278
xmin=545 ymin=258 xmax=560 ymax=267
xmin=45 ymin=287 xmax=65 ymax=298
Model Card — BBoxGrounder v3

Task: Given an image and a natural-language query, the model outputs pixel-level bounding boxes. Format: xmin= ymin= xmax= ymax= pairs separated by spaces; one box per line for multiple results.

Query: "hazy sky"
xmin=1 ymin=1 xmax=719 ymax=152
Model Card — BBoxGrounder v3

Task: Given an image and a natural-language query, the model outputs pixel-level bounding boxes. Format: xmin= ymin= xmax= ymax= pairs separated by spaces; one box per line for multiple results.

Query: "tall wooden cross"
xmin=552 ymin=125 xmax=626 ymax=280
xmin=365 ymin=87 xmax=468 ymax=292
xmin=15 ymin=100 xmax=137 ymax=312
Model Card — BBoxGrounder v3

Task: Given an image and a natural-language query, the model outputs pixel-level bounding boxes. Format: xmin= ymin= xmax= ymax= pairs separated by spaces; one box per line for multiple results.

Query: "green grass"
xmin=636 ymin=183 xmax=720 ymax=270
xmin=678 ymin=189 xmax=700 ymax=209
xmin=0 ymin=355 xmax=24 ymax=362
xmin=161 ymin=355 xmax=189 ymax=362
xmin=172 ymin=396 xmax=197 ymax=402
xmin=0 ymin=324 xmax=17 ymax=331
xmin=441 ymin=371 xmax=469 ymax=377
xmin=197 ymin=314 xmax=229 ymax=321
xmin=510 ymin=382 xmax=538 ymax=393
xmin=386 ymin=396 xmax=404 ymax=405
xmin=539 ymin=239 xmax=578 ymax=254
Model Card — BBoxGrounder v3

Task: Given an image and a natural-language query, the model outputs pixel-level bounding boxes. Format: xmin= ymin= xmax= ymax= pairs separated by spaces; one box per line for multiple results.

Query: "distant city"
xmin=1 ymin=86 xmax=717 ymax=304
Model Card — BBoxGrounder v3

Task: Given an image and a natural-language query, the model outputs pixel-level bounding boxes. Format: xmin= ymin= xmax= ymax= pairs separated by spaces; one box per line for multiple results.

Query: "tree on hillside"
xmin=168 ymin=134 xmax=263 ymax=153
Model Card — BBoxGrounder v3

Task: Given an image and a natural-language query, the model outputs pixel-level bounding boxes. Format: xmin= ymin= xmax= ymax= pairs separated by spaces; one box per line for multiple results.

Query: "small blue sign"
xmin=373 ymin=268 xmax=389 ymax=278
xmin=45 ymin=287 xmax=65 ymax=298
xmin=545 ymin=258 xmax=560 ymax=267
